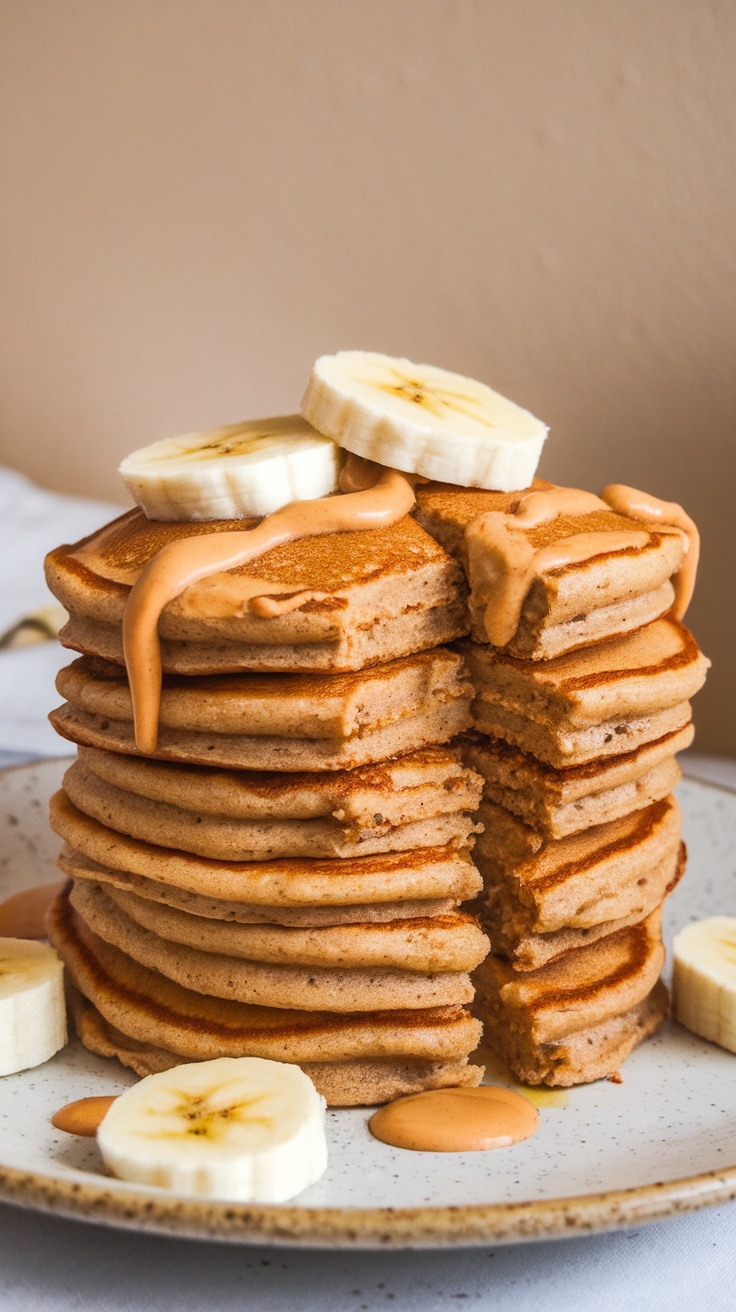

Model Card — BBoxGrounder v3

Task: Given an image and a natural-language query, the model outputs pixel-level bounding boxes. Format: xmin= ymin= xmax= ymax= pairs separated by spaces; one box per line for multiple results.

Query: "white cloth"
xmin=0 ymin=466 xmax=122 ymax=757
xmin=0 ymin=466 xmax=120 ymax=634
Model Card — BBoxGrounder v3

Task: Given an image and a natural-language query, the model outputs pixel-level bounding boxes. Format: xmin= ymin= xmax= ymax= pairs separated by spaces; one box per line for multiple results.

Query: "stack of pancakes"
xmin=416 ymin=481 xmax=709 ymax=1086
xmin=45 ymin=509 xmax=490 ymax=1105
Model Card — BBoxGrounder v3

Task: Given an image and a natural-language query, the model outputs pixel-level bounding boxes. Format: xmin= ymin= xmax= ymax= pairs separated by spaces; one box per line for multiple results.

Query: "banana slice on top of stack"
xmin=97 ymin=1057 xmax=328 ymax=1202
xmin=119 ymin=415 xmax=341 ymax=521
xmin=118 ymin=354 xmax=547 ymax=523
xmin=302 ymin=351 xmax=548 ymax=492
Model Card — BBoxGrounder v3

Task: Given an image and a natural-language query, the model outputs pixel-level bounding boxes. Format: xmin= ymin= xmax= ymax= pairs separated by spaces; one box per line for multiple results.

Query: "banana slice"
xmin=96 ymin=1057 xmax=328 ymax=1201
xmin=673 ymin=917 xmax=736 ymax=1054
xmin=301 ymin=351 xmax=548 ymax=491
xmin=0 ymin=938 xmax=67 ymax=1076
xmin=119 ymin=416 xmax=341 ymax=521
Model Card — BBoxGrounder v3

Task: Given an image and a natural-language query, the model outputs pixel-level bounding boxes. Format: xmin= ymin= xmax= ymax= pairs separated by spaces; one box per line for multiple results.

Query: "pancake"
xmin=415 ymin=481 xmax=686 ymax=659
xmin=462 ymin=618 xmax=708 ymax=767
xmin=461 ymin=725 xmax=692 ymax=838
xmin=61 ymin=758 xmax=482 ymax=861
xmin=50 ymin=792 xmax=484 ymax=906
xmin=474 ymin=793 xmax=682 ymax=933
xmin=52 ymin=650 xmax=474 ymax=771
xmin=480 ymin=841 xmax=685 ymax=971
xmin=58 ymin=845 xmax=461 ymax=927
xmin=68 ymin=988 xmax=483 ymax=1104
xmin=46 ymin=509 xmax=469 ymax=674
xmin=473 ymin=909 xmax=665 ymax=1048
xmin=75 ymin=743 xmax=482 ymax=828
xmin=48 ymin=889 xmax=483 ymax=1087
xmin=68 ymin=880 xmax=476 ymax=1012
xmin=84 ymin=880 xmax=490 ymax=972
xmin=477 ymin=979 xmax=668 ymax=1086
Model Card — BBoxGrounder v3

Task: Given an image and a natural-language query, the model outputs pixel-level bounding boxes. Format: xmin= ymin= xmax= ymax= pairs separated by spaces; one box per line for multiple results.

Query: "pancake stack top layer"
xmin=412 ymin=481 xmax=707 ymax=1086
xmin=46 ymin=485 xmax=493 ymax=1106
xmin=47 ymin=509 xmax=468 ymax=673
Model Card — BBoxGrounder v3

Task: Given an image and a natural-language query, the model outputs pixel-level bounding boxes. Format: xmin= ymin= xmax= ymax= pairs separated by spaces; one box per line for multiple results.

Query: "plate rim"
xmin=1 ymin=759 xmax=735 ymax=1247
xmin=1 ymin=1158 xmax=736 ymax=1247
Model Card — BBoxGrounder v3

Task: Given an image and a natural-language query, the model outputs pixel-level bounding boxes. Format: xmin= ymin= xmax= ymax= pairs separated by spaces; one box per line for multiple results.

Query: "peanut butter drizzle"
xmin=465 ymin=481 xmax=696 ymax=648
xmin=601 ymin=484 xmax=699 ymax=619
xmin=368 ymin=1085 xmax=539 ymax=1152
xmin=0 ymin=881 xmax=65 ymax=939
xmin=52 ymin=1095 xmax=118 ymax=1137
xmin=122 ymin=457 xmax=415 ymax=754
xmin=466 ymin=486 xmax=648 ymax=647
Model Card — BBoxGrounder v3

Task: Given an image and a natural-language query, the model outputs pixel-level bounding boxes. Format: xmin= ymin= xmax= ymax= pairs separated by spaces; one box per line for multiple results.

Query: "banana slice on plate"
xmin=0 ymin=938 xmax=67 ymax=1076
xmin=673 ymin=916 xmax=736 ymax=1054
xmin=301 ymin=351 xmax=548 ymax=492
xmin=119 ymin=415 xmax=341 ymax=521
xmin=97 ymin=1057 xmax=328 ymax=1201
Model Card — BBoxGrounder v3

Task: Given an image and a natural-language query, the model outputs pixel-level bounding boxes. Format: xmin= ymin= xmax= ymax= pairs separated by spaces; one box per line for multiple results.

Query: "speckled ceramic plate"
xmin=0 ymin=760 xmax=734 ymax=1248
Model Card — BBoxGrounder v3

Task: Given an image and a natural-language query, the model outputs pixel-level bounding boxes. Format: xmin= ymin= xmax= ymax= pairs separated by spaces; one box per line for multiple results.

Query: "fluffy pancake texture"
xmin=415 ymin=481 xmax=687 ymax=659
xmin=462 ymin=618 xmax=708 ymax=768
xmin=49 ymin=888 xmax=483 ymax=1104
xmin=82 ymin=882 xmax=490 ymax=973
xmin=69 ymin=987 xmax=483 ymax=1102
xmin=51 ymin=651 xmax=474 ymax=771
xmin=46 ymin=509 xmax=468 ymax=674
xmin=57 ymin=845 xmax=461 ymax=927
xmin=475 ymin=978 xmax=668 ymax=1086
xmin=50 ymin=791 xmax=483 ymax=906
xmin=474 ymin=908 xmax=664 ymax=1038
xmin=67 ymin=880 xmax=478 ymax=1012
xmin=461 ymin=726 xmax=692 ymax=838
xmin=62 ymin=754 xmax=482 ymax=861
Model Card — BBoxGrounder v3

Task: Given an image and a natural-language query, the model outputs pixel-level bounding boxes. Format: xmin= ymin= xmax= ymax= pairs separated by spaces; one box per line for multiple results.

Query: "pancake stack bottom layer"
xmin=45 ymin=509 xmax=491 ymax=1105
xmin=415 ymin=481 xmax=709 ymax=1087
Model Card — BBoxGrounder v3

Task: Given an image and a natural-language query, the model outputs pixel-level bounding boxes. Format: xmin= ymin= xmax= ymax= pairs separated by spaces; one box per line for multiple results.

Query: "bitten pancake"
xmin=461 ymin=725 xmax=692 ymax=838
xmin=46 ymin=508 xmax=469 ymax=674
xmin=47 ymin=888 xmax=483 ymax=1076
xmin=50 ymin=792 xmax=484 ymax=906
xmin=473 ymin=795 xmax=682 ymax=946
xmin=51 ymin=650 xmax=474 ymax=770
xmin=462 ymin=618 xmax=708 ymax=767
xmin=68 ymin=880 xmax=476 ymax=1012
xmin=476 ymin=978 xmax=668 ymax=1086
xmin=68 ymin=987 xmax=483 ymax=1105
xmin=62 ymin=758 xmax=482 ymax=861
xmin=83 ymin=880 xmax=490 ymax=972
xmin=415 ymin=480 xmax=686 ymax=659
xmin=473 ymin=910 xmax=665 ymax=1047
xmin=480 ymin=842 xmax=685 ymax=971
xmin=58 ymin=845 xmax=461 ymax=927
xmin=76 ymin=743 xmax=482 ymax=829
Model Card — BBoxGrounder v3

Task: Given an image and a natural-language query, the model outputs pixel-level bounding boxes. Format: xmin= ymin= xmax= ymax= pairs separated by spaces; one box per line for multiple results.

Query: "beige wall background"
xmin=1 ymin=0 xmax=734 ymax=751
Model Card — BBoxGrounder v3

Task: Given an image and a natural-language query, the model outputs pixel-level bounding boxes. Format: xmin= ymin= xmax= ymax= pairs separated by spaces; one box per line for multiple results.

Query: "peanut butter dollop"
xmin=368 ymin=1085 xmax=540 ymax=1152
xmin=0 ymin=881 xmax=66 ymax=939
xmin=52 ymin=1096 xmax=118 ymax=1137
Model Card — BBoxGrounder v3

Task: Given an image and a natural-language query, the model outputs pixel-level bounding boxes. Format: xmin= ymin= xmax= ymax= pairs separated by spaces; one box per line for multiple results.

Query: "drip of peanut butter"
xmin=52 ymin=1096 xmax=118 ymax=1137
xmin=0 ymin=881 xmax=65 ymax=939
xmin=123 ymin=456 xmax=416 ymax=753
xmin=466 ymin=486 xmax=649 ymax=648
xmin=368 ymin=1085 xmax=539 ymax=1152
xmin=601 ymin=484 xmax=699 ymax=619
xmin=465 ymin=481 xmax=696 ymax=648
